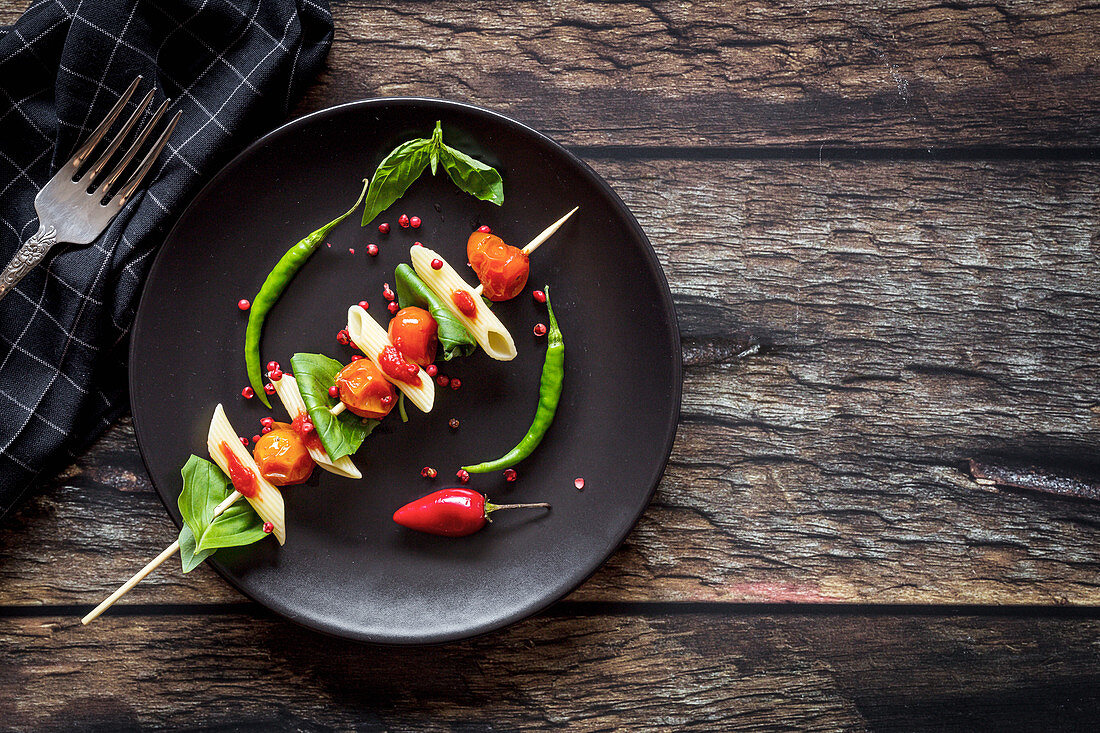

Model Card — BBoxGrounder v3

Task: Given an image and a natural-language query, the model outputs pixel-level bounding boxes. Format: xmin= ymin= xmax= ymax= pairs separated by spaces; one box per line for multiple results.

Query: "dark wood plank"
xmin=3 ymin=0 xmax=1099 ymax=148
xmin=298 ymin=0 xmax=1100 ymax=148
xmin=2 ymin=609 xmax=1099 ymax=731
xmin=3 ymin=158 xmax=1100 ymax=609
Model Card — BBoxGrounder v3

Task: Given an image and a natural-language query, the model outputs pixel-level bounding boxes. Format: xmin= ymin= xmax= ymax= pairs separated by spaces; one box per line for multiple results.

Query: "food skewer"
xmin=330 ymin=207 xmax=577 ymax=418
xmin=81 ymin=489 xmax=242 ymax=625
xmin=472 ymin=206 xmax=577 ymax=296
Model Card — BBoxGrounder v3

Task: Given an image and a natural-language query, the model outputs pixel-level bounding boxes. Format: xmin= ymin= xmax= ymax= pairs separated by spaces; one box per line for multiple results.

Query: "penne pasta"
xmin=346 ymin=305 xmax=435 ymax=413
xmin=206 ymin=403 xmax=287 ymax=544
xmin=409 ymin=245 xmax=517 ymax=361
xmin=271 ymin=374 xmax=362 ymax=479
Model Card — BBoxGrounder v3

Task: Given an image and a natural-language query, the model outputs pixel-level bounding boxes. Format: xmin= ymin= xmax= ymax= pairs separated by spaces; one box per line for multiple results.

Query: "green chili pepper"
xmin=462 ymin=285 xmax=564 ymax=473
xmin=244 ymin=179 xmax=369 ymax=407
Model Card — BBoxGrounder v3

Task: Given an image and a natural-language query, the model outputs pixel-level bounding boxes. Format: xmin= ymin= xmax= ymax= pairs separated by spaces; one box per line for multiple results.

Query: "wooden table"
xmin=4 ymin=1 xmax=1100 ymax=729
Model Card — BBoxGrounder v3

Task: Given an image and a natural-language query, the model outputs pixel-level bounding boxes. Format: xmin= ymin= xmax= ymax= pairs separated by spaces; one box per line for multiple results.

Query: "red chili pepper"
xmin=392 ymin=488 xmax=550 ymax=537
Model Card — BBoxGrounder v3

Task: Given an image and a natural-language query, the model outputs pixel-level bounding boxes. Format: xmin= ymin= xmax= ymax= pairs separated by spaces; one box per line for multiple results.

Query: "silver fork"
xmin=0 ymin=76 xmax=182 ymax=303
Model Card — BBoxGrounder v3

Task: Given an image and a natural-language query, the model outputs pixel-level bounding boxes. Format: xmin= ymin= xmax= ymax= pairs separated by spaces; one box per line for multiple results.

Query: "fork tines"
xmin=69 ymin=76 xmax=181 ymax=206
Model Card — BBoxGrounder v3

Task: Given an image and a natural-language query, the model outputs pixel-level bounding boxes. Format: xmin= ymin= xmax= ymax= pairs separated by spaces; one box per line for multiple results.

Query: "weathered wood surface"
xmin=302 ymin=0 xmax=1100 ymax=148
xmin=4 ymin=158 xmax=1100 ymax=608
xmin=4 ymin=0 xmax=1100 ymax=729
xmin=4 ymin=610 xmax=1100 ymax=731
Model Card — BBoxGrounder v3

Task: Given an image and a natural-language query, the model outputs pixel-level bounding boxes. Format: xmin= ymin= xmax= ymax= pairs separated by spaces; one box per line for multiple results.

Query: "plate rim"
xmin=128 ymin=97 xmax=682 ymax=644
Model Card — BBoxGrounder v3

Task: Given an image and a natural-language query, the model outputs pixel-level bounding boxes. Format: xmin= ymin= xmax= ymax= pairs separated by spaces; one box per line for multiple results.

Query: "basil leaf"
xmin=176 ymin=455 xmax=266 ymax=571
xmin=394 ymin=264 xmax=477 ymax=361
xmin=179 ymin=524 xmax=215 ymax=573
xmin=360 ymin=138 xmax=433 ymax=226
xmin=196 ymin=503 xmax=268 ymax=552
xmin=290 ymin=353 xmax=379 ymax=459
xmin=439 ymin=143 xmax=504 ymax=206
xmin=429 ymin=121 xmax=443 ymax=176
xmin=179 ymin=454 xmax=229 ymax=542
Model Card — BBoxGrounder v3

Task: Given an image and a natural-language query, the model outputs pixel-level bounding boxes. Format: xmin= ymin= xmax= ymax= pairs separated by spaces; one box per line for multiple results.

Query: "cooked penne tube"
xmin=271 ymin=374 xmax=362 ymax=479
xmin=346 ymin=305 xmax=435 ymax=413
xmin=409 ymin=245 xmax=517 ymax=361
xmin=206 ymin=403 xmax=287 ymax=544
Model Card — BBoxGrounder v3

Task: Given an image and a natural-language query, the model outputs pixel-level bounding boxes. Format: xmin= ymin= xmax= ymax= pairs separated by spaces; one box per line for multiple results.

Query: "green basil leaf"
xmin=360 ymin=138 xmax=433 ymax=226
xmin=429 ymin=121 xmax=443 ymax=176
xmin=394 ymin=264 xmax=477 ymax=361
xmin=439 ymin=143 xmax=504 ymax=206
xmin=196 ymin=502 xmax=268 ymax=552
xmin=290 ymin=353 xmax=379 ymax=459
xmin=178 ymin=455 xmax=229 ymax=542
xmin=178 ymin=524 xmax=216 ymax=573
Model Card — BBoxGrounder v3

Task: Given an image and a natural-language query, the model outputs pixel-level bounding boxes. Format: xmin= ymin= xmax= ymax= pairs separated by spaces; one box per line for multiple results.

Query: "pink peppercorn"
xmin=532 ymin=290 xmax=546 ymax=303
xmin=239 ymin=436 xmax=249 ymax=446
xmin=388 ymin=301 xmax=399 ymax=314
xmin=477 ymin=225 xmax=492 ymax=233
xmin=351 ymin=354 xmax=363 ymax=361
xmin=270 ymin=369 xmax=283 ymax=381
xmin=266 ymin=361 xmax=279 ymax=373
xmin=237 ymin=299 xmax=251 ymax=311
xmin=436 ymin=374 xmax=449 ymax=387
xmin=241 ymin=386 xmax=254 ymax=399
xmin=398 ymin=214 xmax=410 ymax=228
xmin=337 ymin=329 xmax=350 ymax=345
xmin=420 ymin=466 xmax=437 ymax=479
xmin=410 ymin=216 xmax=421 ymax=228
xmin=252 ymin=434 xmax=261 ymax=444
xmin=328 ymin=385 xmax=339 ymax=398
xmin=450 ymin=378 xmax=461 ymax=390
xmin=449 ymin=418 xmax=460 ymax=430
xmin=533 ymin=323 xmax=547 ymax=337
xmin=264 ymin=383 xmax=276 ymax=395
xmin=367 ymin=244 xmax=379 ymax=256
xmin=358 ymin=300 xmax=369 ymax=309
xmin=261 ymin=426 xmax=272 ymax=435
xmin=349 ymin=248 xmax=356 ymax=255
xmin=430 ymin=258 xmax=443 ymax=270
xmin=456 ymin=469 xmax=470 ymax=483
xmin=260 ymin=417 xmax=274 ymax=428
xmin=263 ymin=522 xmax=274 ymax=534
xmin=503 ymin=468 xmax=518 ymax=482
xmin=426 ymin=364 xmax=438 ymax=377
xmin=413 ymin=241 xmax=422 ymax=247
xmin=378 ymin=222 xmax=390 ymax=234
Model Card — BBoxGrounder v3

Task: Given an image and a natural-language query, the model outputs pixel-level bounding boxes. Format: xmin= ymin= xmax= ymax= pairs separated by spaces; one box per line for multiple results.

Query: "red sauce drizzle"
xmin=291 ymin=412 xmax=324 ymax=452
xmin=219 ymin=441 xmax=259 ymax=498
xmin=377 ymin=345 xmax=422 ymax=386
xmin=451 ymin=289 xmax=477 ymax=318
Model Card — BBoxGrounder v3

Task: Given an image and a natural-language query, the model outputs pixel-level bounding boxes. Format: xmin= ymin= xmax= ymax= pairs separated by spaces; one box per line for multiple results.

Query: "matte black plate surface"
xmin=130 ymin=99 xmax=681 ymax=644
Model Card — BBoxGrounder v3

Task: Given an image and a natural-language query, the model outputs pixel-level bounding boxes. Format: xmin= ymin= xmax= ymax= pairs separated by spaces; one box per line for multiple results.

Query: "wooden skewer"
xmin=473 ymin=206 xmax=578 ymax=295
xmin=81 ymin=490 xmax=243 ymax=625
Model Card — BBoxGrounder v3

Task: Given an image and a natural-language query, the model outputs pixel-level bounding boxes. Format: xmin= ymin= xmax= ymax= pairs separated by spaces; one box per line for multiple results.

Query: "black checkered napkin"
xmin=0 ymin=0 xmax=333 ymax=517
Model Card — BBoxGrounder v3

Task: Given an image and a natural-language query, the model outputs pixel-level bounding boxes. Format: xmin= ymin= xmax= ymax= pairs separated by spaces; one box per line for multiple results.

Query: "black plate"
xmin=130 ymin=99 xmax=681 ymax=644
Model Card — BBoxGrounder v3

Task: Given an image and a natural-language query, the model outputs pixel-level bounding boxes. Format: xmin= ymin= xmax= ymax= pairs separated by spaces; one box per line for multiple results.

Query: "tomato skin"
xmin=336 ymin=359 xmax=397 ymax=419
xmin=388 ymin=306 xmax=438 ymax=366
xmin=253 ymin=424 xmax=314 ymax=486
xmin=467 ymin=231 xmax=530 ymax=301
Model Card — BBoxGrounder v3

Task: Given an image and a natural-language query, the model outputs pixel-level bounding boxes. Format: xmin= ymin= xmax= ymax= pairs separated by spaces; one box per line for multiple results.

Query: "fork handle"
xmin=0 ymin=223 xmax=58 ymax=303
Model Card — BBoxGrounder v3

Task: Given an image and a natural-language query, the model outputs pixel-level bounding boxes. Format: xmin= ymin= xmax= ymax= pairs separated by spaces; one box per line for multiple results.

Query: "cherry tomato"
xmin=387 ymin=306 xmax=438 ymax=366
xmin=336 ymin=358 xmax=397 ymax=419
xmin=253 ymin=424 xmax=314 ymax=486
xmin=467 ymin=231 xmax=530 ymax=301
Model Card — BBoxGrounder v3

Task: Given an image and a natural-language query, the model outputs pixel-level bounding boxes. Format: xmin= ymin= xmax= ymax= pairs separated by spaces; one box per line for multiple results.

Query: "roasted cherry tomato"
xmin=467 ymin=231 xmax=530 ymax=301
xmin=388 ymin=306 xmax=438 ymax=366
xmin=253 ymin=423 xmax=314 ymax=486
xmin=336 ymin=358 xmax=397 ymax=419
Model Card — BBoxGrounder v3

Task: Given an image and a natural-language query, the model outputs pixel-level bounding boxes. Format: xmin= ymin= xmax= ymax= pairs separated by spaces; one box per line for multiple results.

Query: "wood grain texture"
xmin=4 ymin=158 xmax=1100 ymax=609
xmin=3 ymin=610 xmax=1100 ymax=731
xmin=292 ymin=0 xmax=1100 ymax=148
